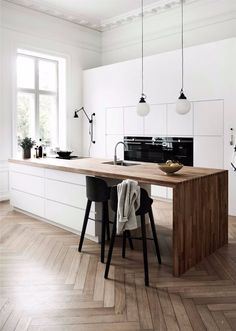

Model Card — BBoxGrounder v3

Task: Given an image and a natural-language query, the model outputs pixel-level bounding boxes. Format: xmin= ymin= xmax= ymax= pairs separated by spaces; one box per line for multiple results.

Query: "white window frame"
xmin=17 ymin=52 xmax=59 ymax=144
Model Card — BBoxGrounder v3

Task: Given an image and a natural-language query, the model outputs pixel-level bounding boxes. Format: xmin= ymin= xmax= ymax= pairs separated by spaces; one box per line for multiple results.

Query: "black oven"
xmin=124 ymin=136 xmax=193 ymax=166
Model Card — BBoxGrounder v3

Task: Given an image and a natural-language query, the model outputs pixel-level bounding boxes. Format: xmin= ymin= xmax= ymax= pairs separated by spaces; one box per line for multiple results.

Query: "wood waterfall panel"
xmin=173 ymin=171 xmax=228 ymax=276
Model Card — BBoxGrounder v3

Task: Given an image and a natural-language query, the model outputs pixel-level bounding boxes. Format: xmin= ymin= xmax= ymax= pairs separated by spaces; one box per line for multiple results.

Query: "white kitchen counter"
xmin=8 ymin=160 xmax=101 ymax=241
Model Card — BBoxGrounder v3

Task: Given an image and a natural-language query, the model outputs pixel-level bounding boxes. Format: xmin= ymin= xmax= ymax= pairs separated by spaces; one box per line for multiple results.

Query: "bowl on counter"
xmin=157 ymin=161 xmax=183 ymax=175
xmin=57 ymin=151 xmax=73 ymax=158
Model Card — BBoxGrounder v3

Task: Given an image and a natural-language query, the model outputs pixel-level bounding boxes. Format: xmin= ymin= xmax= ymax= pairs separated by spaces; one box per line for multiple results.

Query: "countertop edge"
xmin=8 ymin=158 xmax=228 ymax=188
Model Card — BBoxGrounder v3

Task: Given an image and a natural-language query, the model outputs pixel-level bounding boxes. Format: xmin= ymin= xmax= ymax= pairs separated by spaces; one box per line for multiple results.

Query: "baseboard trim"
xmin=12 ymin=206 xmax=99 ymax=243
xmin=0 ymin=195 xmax=10 ymax=202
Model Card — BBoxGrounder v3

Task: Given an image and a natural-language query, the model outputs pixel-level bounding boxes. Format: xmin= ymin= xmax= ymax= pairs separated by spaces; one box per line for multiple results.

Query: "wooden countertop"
xmin=8 ymin=157 xmax=227 ymax=187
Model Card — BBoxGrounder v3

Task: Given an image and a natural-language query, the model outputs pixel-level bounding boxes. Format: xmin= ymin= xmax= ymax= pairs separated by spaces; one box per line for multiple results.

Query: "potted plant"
xmin=19 ymin=137 xmax=36 ymax=159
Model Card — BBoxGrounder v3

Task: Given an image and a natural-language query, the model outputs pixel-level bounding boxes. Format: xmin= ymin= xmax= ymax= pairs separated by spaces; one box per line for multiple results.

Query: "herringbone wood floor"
xmin=1 ymin=201 xmax=236 ymax=331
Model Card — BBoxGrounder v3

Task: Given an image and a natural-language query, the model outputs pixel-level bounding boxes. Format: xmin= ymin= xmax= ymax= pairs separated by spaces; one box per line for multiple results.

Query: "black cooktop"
xmin=56 ymin=156 xmax=88 ymax=160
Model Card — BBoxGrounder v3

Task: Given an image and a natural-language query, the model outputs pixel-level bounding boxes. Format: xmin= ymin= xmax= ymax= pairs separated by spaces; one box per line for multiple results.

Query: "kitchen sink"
xmin=102 ymin=161 xmax=140 ymax=166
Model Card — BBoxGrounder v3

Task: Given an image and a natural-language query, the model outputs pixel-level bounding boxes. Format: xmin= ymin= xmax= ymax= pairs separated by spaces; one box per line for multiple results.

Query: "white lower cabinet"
xmin=11 ymin=189 xmax=45 ymax=218
xmin=45 ymin=199 xmax=96 ymax=237
xmin=9 ymin=164 xmax=97 ymax=240
xmin=45 ymin=169 xmax=86 ymax=185
xmin=151 ymin=185 xmax=167 ymax=199
xmin=167 ymin=188 xmax=173 ymax=200
xmin=45 ymin=179 xmax=88 ymax=210
xmin=151 ymin=185 xmax=173 ymax=200
xmin=10 ymin=171 xmax=44 ymax=197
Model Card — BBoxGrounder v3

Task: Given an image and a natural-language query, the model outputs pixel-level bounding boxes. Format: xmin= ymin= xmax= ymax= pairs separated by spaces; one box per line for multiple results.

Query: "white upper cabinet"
xmin=124 ymin=107 xmax=144 ymax=135
xmin=144 ymin=105 xmax=167 ymax=135
xmin=106 ymin=107 xmax=124 ymax=135
xmin=193 ymin=100 xmax=224 ymax=136
xmin=167 ymin=103 xmax=193 ymax=136
xmin=194 ymin=136 xmax=224 ymax=168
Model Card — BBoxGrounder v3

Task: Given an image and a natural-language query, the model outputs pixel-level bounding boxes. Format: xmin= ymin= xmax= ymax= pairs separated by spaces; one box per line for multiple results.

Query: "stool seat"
xmin=86 ymin=176 xmax=110 ymax=202
xmin=104 ymin=185 xmax=161 ymax=286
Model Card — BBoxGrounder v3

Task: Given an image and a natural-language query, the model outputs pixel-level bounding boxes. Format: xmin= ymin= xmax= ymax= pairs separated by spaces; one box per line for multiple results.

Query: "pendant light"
xmin=176 ymin=0 xmax=191 ymax=115
xmin=137 ymin=0 xmax=150 ymax=117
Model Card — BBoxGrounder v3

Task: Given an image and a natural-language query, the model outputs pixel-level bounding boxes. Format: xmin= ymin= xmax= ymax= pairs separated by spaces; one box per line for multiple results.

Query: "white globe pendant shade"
xmin=176 ymin=92 xmax=191 ymax=115
xmin=137 ymin=96 xmax=150 ymax=117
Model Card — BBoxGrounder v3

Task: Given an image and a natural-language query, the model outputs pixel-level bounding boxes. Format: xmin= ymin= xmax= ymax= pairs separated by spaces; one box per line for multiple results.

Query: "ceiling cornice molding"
xmin=3 ymin=0 xmax=199 ymax=32
xmin=1 ymin=1 xmax=101 ymax=53
xmin=100 ymin=0 xmax=198 ymax=31
xmin=102 ymin=10 xmax=236 ymax=53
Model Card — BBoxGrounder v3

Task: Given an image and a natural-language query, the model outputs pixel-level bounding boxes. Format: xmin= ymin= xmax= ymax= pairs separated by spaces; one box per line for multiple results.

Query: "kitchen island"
xmin=8 ymin=157 xmax=228 ymax=276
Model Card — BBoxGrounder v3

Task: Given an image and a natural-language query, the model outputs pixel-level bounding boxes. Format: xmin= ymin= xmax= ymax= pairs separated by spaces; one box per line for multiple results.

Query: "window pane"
xmin=17 ymin=92 xmax=35 ymax=140
xmin=17 ymin=56 xmax=35 ymax=89
xmin=39 ymin=95 xmax=57 ymax=146
xmin=39 ymin=60 xmax=57 ymax=91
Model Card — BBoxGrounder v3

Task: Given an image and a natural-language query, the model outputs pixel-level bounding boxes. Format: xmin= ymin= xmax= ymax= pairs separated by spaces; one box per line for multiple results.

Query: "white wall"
xmin=83 ymin=38 xmax=236 ymax=216
xmin=0 ymin=1 xmax=101 ymax=200
xmin=102 ymin=0 xmax=236 ymax=65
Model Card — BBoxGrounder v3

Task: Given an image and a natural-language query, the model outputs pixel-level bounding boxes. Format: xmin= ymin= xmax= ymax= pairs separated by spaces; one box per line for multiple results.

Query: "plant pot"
xmin=23 ymin=148 xmax=31 ymax=159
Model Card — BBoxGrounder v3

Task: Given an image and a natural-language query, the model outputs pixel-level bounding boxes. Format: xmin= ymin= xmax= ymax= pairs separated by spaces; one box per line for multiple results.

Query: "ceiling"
xmin=4 ymin=0 xmax=197 ymax=31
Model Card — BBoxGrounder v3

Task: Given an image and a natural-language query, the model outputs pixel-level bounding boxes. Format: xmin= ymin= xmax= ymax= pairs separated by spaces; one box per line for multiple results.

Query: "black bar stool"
xmin=104 ymin=186 xmax=161 ymax=286
xmin=78 ymin=176 xmax=110 ymax=263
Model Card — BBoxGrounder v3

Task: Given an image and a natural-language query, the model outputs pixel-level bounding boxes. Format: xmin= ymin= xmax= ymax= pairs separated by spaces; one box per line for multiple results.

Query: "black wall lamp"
xmin=74 ymin=107 xmax=96 ymax=144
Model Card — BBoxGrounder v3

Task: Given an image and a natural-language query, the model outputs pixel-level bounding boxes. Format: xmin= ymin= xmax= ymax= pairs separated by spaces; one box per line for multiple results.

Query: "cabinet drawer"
xmin=45 ymin=179 xmax=94 ymax=211
xmin=9 ymin=163 xmax=44 ymax=177
xmin=151 ymin=185 xmax=167 ymax=199
xmin=45 ymin=169 xmax=86 ymax=185
xmin=45 ymin=200 xmax=96 ymax=236
xmin=10 ymin=171 xmax=44 ymax=197
xmin=167 ymin=188 xmax=173 ymax=200
xmin=11 ymin=189 xmax=44 ymax=218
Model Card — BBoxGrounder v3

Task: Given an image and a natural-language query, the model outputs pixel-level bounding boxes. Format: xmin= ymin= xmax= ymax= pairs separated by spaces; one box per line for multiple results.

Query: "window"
xmin=17 ymin=52 xmax=59 ymax=147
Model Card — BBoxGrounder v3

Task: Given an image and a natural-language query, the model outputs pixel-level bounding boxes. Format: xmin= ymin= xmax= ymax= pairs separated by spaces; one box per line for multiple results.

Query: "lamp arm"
xmin=74 ymin=107 xmax=96 ymax=144
xmin=75 ymin=107 xmax=91 ymax=123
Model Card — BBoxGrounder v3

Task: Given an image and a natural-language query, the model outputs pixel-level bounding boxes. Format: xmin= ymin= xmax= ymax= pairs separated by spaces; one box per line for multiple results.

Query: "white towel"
xmin=117 ymin=179 xmax=140 ymax=234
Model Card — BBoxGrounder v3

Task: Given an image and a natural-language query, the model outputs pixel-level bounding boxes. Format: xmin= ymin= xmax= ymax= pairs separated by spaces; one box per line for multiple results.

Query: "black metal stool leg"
xmin=105 ymin=201 xmax=110 ymax=241
xmin=105 ymin=213 xmax=117 ymax=279
xmin=122 ymin=231 xmax=126 ymax=258
xmin=149 ymin=208 xmax=161 ymax=264
xmin=126 ymin=230 xmax=134 ymax=250
xmin=78 ymin=200 xmax=92 ymax=252
xmin=101 ymin=202 xmax=106 ymax=263
xmin=141 ymin=214 xmax=149 ymax=286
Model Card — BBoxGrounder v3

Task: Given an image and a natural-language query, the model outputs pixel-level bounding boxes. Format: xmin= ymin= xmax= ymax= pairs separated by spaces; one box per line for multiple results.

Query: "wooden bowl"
xmin=158 ymin=163 xmax=183 ymax=175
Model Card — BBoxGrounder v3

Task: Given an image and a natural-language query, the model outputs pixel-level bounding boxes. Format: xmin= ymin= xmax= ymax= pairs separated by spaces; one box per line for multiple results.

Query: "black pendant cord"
xmin=181 ymin=0 xmax=184 ymax=93
xmin=141 ymin=0 xmax=144 ymax=97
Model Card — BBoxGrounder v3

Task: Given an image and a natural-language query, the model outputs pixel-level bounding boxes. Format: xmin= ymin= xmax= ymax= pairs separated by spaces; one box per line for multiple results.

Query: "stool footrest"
xmin=126 ymin=236 xmax=154 ymax=241
xmin=88 ymin=217 xmax=113 ymax=224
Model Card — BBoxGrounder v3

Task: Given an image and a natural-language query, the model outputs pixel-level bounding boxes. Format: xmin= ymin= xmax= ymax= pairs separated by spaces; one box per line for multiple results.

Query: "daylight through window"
xmin=17 ymin=52 xmax=59 ymax=148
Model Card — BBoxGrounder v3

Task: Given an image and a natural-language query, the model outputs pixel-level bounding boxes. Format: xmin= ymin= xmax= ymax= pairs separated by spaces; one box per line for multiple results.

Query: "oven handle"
xmin=125 ymin=142 xmax=164 ymax=146
xmin=124 ymin=140 xmax=154 ymax=143
xmin=124 ymin=142 xmax=141 ymax=145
